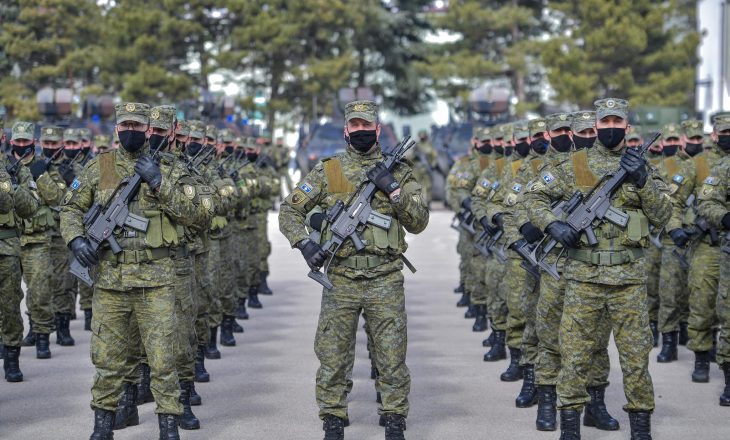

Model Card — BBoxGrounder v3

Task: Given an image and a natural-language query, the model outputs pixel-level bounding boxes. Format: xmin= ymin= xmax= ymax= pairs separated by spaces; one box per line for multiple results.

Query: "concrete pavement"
xmin=1 ymin=210 xmax=728 ymax=439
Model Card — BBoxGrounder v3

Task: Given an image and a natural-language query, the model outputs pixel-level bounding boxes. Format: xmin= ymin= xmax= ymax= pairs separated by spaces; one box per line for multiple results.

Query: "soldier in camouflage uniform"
xmin=252 ymin=136 xmax=279 ymax=300
xmin=526 ymin=98 xmax=672 ymax=439
xmin=654 ymin=123 xmax=696 ymax=363
xmin=279 ymin=100 xmax=428 ymax=440
xmin=60 ymin=102 xmax=205 ymax=439
xmin=697 ymin=112 xmax=730 ymax=407
xmin=1 ymin=119 xmax=40 ymax=382
xmin=408 ymin=130 xmax=437 ymax=206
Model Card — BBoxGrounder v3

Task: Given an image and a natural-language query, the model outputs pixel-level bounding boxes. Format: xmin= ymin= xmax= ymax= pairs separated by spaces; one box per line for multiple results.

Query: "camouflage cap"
xmin=63 ymin=128 xmax=80 ymax=143
xmin=187 ymin=120 xmax=205 ymax=139
xmin=512 ymin=120 xmax=529 ymax=140
xmin=149 ymin=105 xmax=176 ymax=130
xmin=78 ymin=128 xmax=92 ymax=142
xmin=681 ymin=119 xmax=704 ymax=138
xmin=205 ymin=124 xmax=217 ymax=141
xmin=479 ymin=126 xmax=496 ymax=141
xmin=626 ymin=125 xmax=643 ymax=141
xmin=713 ymin=113 xmax=730 ymax=132
xmin=545 ymin=112 xmax=572 ymax=131
xmin=492 ymin=124 xmax=506 ymax=140
xmin=11 ymin=121 xmax=35 ymax=141
xmin=218 ymin=128 xmax=235 ymax=143
xmin=176 ymin=120 xmax=190 ymax=136
xmin=662 ymin=123 xmax=681 ymax=141
xmin=115 ymin=102 xmax=150 ymax=125
xmin=710 ymin=111 xmax=730 ymax=123
xmin=344 ymin=100 xmax=378 ymax=123
xmin=528 ymin=118 xmax=547 ymax=137
xmin=95 ymin=134 xmax=111 ymax=148
xmin=40 ymin=126 xmax=64 ymax=142
xmin=594 ymin=98 xmax=629 ymax=120
xmin=500 ymin=123 xmax=514 ymax=141
xmin=571 ymin=111 xmax=596 ymax=133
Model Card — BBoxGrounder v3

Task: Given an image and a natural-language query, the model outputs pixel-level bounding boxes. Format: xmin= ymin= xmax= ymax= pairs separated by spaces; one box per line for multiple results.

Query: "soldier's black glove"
xmin=546 ymin=221 xmax=580 ymax=249
xmin=519 ymin=221 xmax=544 ymax=244
xmin=58 ymin=162 xmax=76 ymax=186
xmin=461 ymin=197 xmax=472 ymax=211
xmin=229 ymin=170 xmax=239 ymax=181
xmin=620 ymin=147 xmax=648 ymax=188
xmin=135 ymin=156 xmax=162 ymax=191
xmin=479 ymin=216 xmax=498 ymax=236
xmin=309 ymin=213 xmax=326 ymax=232
xmin=69 ymin=236 xmax=99 ymax=268
xmin=722 ymin=212 xmax=730 ymax=230
xmin=668 ymin=228 xmax=690 ymax=248
xmin=367 ymin=162 xmax=400 ymax=195
xmin=297 ymin=239 xmax=327 ymax=270
xmin=29 ymin=160 xmax=50 ymax=181
xmin=492 ymin=213 xmax=504 ymax=230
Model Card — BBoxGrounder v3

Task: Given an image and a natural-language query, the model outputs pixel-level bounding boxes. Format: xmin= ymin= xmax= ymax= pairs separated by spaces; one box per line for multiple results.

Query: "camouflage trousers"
xmin=50 ymin=234 xmax=75 ymax=315
xmin=456 ymin=231 xmax=469 ymax=286
xmin=206 ymin=232 xmax=228 ymax=327
xmin=79 ymin=283 xmax=94 ymax=311
xmin=315 ymin=270 xmax=410 ymax=420
xmin=520 ymin=270 xmax=540 ymax=365
xmin=502 ymin=257 xmax=535 ymax=349
xmin=557 ymin=280 xmax=654 ymax=412
xmin=90 ymin=285 xmax=182 ymax=415
xmin=484 ymin=257 xmax=508 ymax=331
xmin=255 ymin=212 xmax=271 ymax=274
xmin=687 ymin=242 xmax=720 ymax=352
xmin=218 ymin=232 xmax=238 ymax=318
xmin=658 ymin=243 xmax=689 ymax=333
xmin=22 ymin=240 xmax=53 ymax=334
xmin=173 ymin=254 xmax=196 ymax=382
xmin=535 ymin=269 xmax=610 ymax=387
xmin=716 ymin=251 xmax=730 ymax=366
xmin=0 ymin=254 xmax=24 ymax=347
xmin=466 ymin=250 xmax=487 ymax=306
xmin=233 ymin=223 xmax=258 ymax=298
xmin=645 ymin=246 xmax=661 ymax=322
xmin=194 ymin=250 xmax=212 ymax=348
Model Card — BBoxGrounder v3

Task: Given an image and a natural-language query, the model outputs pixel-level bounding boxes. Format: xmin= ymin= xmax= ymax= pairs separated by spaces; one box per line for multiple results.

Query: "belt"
xmin=170 ymin=245 xmax=190 ymax=259
xmin=337 ymin=254 xmax=394 ymax=270
xmin=0 ymin=228 xmax=19 ymax=240
xmin=100 ymin=247 xmax=171 ymax=264
xmin=566 ymin=248 xmax=644 ymax=266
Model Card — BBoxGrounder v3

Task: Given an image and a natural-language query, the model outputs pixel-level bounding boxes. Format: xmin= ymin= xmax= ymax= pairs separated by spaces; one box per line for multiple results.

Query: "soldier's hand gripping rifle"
xmin=5 ymin=149 xmax=35 ymax=188
xmin=69 ymin=140 xmax=168 ymax=287
xmin=307 ymin=136 xmax=416 ymax=290
xmin=532 ymin=133 xmax=661 ymax=281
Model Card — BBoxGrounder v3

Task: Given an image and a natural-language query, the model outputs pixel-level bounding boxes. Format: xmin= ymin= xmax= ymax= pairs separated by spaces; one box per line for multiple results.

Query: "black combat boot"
xmin=22 ymin=321 xmax=35 ymax=346
xmin=371 ymin=366 xmax=379 ymax=380
xmin=236 ymin=297 xmax=249 ymax=320
xmin=656 ymin=331 xmax=678 ymax=363
xmin=219 ymin=316 xmax=236 ymax=347
xmin=248 ymin=290 xmax=263 ymax=309
xmin=178 ymin=381 xmax=200 ymax=430
xmin=483 ymin=330 xmax=506 ymax=362
xmin=84 ymin=309 xmax=93 ymax=331
xmin=456 ymin=291 xmax=470 ymax=308
xmin=89 ymin=409 xmax=116 ymax=440
xmin=113 ymin=382 xmax=139 ymax=430
xmin=472 ymin=305 xmax=488 ymax=332
xmin=35 ymin=333 xmax=51 ymax=359
xmin=482 ymin=330 xmax=496 ymax=347
xmin=258 ymin=271 xmax=273 ymax=295
xmin=56 ymin=313 xmax=75 ymax=346
xmin=194 ymin=346 xmax=210 ymax=382
xmin=710 ymin=329 xmax=718 ymax=362
xmin=322 ymin=415 xmax=345 ymax=440
xmin=536 ymin=385 xmax=557 ymax=431
xmin=559 ymin=409 xmax=581 ymax=440
xmin=649 ymin=321 xmax=658 ymax=348
xmin=158 ymin=414 xmax=180 ymax=440
xmin=500 ymin=347 xmax=524 ymax=381
xmin=464 ymin=303 xmax=476 ymax=319
xmin=3 ymin=346 xmax=23 ymax=382
xmin=136 ymin=363 xmax=154 ymax=405
xmin=205 ymin=327 xmax=221 ymax=359
xmin=0 ymin=343 xmax=4 ymax=360
xmin=515 ymin=364 xmax=538 ymax=408
xmin=678 ymin=321 xmax=689 ymax=346
xmin=628 ymin=411 xmax=652 ymax=440
xmin=454 ymin=281 xmax=464 ymax=294
xmin=720 ymin=363 xmax=730 ymax=406
xmin=232 ymin=318 xmax=244 ymax=333
xmin=584 ymin=385 xmax=619 ymax=430
xmin=189 ymin=382 xmax=202 ymax=406
xmin=383 ymin=413 xmax=407 ymax=440
xmin=691 ymin=351 xmax=711 ymax=383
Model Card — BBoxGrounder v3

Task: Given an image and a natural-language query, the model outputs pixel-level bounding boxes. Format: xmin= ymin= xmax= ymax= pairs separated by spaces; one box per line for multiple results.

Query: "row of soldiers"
xmin=445 ymin=98 xmax=729 ymax=440
xmin=0 ymin=102 xmax=284 ymax=440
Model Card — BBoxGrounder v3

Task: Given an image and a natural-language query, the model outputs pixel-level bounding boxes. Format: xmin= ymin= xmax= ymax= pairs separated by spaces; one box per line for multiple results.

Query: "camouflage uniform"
xmin=278 ymin=100 xmax=429 ymax=421
xmin=252 ymin=151 xmax=278 ymax=293
xmin=525 ymin=99 xmax=672 ymax=413
xmin=407 ymin=132 xmax=437 ymax=205
xmin=446 ymin=155 xmax=474 ymax=299
xmin=59 ymin=103 xmax=203 ymax=416
xmin=645 ymin=145 xmax=664 ymax=325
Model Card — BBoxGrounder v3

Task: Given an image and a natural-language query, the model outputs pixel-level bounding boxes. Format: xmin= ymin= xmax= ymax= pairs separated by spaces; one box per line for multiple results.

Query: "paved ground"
xmin=1 ymin=210 xmax=728 ymax=439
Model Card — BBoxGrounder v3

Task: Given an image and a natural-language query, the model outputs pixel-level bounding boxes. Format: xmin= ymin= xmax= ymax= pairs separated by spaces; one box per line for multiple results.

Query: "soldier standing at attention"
xmin=279 ymin=100 xmax=429 ymax=440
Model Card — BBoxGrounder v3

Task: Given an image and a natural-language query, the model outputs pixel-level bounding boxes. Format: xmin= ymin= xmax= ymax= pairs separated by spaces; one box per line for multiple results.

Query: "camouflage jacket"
xmin=445 ymin=155 xmax=471 ymax=210
xmin=697 ymin=149 xmax=730 ymax=229
xmin=471 ymin=152 xmax=512 ymax=231
xmin=655 ymin=153 xmax=697 ymax=234
xmin=0 ymin=154 xmax=39 ymax=256
xmin=20 ymin=155 xmax=65 ymax=244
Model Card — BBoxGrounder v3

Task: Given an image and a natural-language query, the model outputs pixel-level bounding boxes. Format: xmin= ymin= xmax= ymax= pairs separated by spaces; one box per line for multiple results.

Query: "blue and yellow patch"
xmin=480 ymin=178 xmax=492 ymax=188
xmin=511 ymin=183 xmax=522 ymax=193
xmin=542 ymin=172 xmax=556 ymax=184
xmin=71 ymin=179 xmax=81 ymax=190
xmin=703 ymin=176 xmax=718 ymax=185
xmin=299 ymin=182 xmax=314 ymax=193
xmin=672 ymin=174 xmax=684 ymax=184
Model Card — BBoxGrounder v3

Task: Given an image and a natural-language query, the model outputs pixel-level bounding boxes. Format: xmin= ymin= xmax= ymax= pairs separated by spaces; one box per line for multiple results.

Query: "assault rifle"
xmin=532 ymin=133 xmax=661 ymax=280
xmin=451 ymin=208 xmax=476 ymax=235
xmin=474 ymin=225 xmax=506 ymax=262
xmin=4 ymin=150 xmax=35 ymax=188
xmin=69 ymin=140 xmax=168 ymax=287
xmin=722 ymin=231 xmax=730 ymax=255
xmin=307 ymin=136 xmax=416 ymax=290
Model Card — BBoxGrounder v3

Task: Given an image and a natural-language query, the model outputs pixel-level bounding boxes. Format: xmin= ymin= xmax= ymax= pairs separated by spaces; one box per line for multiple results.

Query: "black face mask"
xmin=42 ymin=148 xmax=60 ymax=158
xmin=118 ymin=130 xmax=147 ymax=152
xmin=684 ymin=142 xmax=703 ymax=157
xmin=187 ymin=142 xmax=202 ymax=157
xmin=346 ymin=129 xmax=378 ymax=153
xmin=476 ymin=143 xmax=492 ymax=154
xmin=662 ymin=145 xmax=679 ymax=156
xmin=515 ymin=141 xmax=530 ymax=157
xmin=12 ymin=144 xmax=34 ymax=158
xmin=573 ymin=136 xmax=596 ymax=150
xmin=597 ymin=127 xmax=625 ymax=149
xmin=503 ymin=146 xmax=513 ymax=157
xmin=149 ymin=134 xmax=168 ymax=152
xmin=224 ymin=146 xmax=234 ymax=155
xmin=717 ymin=135 xmax=730 ymax=152
xmin=530 ymin=138 xmax=548 ymax=155
xmin=246 ymin=151 xmax=259 ymax=162
xmin=550 ymin=135 xmax=573 ymax=153
xmin=64 ymin=149 xmax=81 ymax=159
xmin=494 ymin=145 xmax=504 ymax=155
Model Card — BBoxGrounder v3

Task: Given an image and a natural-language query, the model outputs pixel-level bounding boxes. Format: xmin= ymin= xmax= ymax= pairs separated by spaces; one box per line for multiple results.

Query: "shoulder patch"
xmin=672 ymin=174 xmax=684 ymax=184
xmin=511 ymin=183 xmax=522 ymax=193
xmin=703 ymin=176 xmax=718 ymax=185
xmin=480 ymin=178 xmax=492 ymax=188
xmin=542 ymin=172 xmax=556 ymax=185
xmin=491 ymin=181 xmax=500 ymax=190
xmin=299 ymin=182 xmax=314 ymax=193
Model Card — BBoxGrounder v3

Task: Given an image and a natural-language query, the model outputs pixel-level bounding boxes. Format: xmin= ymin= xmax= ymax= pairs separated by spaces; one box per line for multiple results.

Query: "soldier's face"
xmin=11 ymin=138 xmax=34 ymax=148
xmin=627 ymin=138 xmax=643 ymax=148
xmin=711 ymin=129 xmax=730 ymax=142
xmin=64 ymin=140 xmax=81 ymax=151
xmin=595 ymin=115 xmax=628 ymax=130
xmin=345 ymin=119 xmax=380 ymax=137
xmin=576 ymin=127 xmax=596 ymax=137
xmin=545 ymin=127 xmax=572 ymax=141
xmin=41 ymin=140 xmax=62 ymax=149
xmin=117 ymin=121 xmax=148 ymax=134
